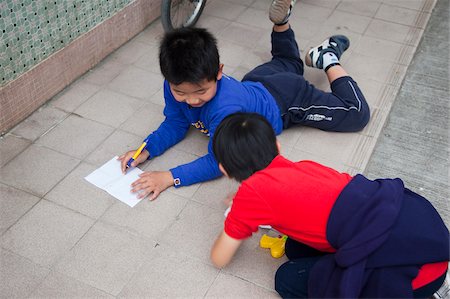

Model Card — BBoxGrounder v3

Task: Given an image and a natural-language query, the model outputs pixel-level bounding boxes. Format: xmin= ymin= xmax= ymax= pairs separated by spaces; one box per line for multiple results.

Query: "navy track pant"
xmin=242 ymin=27 xmax=370 ymax=132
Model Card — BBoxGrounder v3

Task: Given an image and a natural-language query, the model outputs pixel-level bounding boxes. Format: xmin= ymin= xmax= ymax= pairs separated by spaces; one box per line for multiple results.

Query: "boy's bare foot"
xmin=269 ymin=0 xmax=296 ymax=25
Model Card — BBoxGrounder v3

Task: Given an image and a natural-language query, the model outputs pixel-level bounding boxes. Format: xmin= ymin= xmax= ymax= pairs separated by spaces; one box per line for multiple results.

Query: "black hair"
xmin=213 ymin=113 xmax=279 ymax=182
xmin=159 ymin=27 xmax=220 ymax=85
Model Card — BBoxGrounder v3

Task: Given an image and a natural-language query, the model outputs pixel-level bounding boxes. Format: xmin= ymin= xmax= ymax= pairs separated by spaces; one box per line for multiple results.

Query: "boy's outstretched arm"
xmin=128 ymin=152 xmax=222 ymax=201
xmin=211 ymin=230 xmax=243 ymax=268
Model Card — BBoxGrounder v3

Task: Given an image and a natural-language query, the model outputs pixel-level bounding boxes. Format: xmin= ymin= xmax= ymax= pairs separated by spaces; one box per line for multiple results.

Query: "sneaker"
xmin=433 ymin=272 xmax=450 ymax=299
xmin=305 ymin=35 xmax=350 ymax=71
xmin=269 ymin=0 xmax=296 ymax=25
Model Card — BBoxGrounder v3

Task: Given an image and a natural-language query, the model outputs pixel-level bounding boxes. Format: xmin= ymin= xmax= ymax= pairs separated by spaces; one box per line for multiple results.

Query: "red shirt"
xmin=224 ymin=155 xmax=447 ymax=289
xmin=225 ymin=155 xmax=352 ymax=252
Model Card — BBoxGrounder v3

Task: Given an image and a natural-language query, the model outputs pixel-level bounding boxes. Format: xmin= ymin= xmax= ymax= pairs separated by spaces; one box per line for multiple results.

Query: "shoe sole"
xmin=269 ymin=0 xmax=292 ymax=24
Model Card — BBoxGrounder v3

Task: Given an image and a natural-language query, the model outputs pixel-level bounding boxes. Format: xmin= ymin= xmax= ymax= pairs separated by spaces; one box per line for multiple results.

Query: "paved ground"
xmin=0 ymin=0 xmax=446 ymax=297
xmin=365 ymin=0 xmax=449 ymax=228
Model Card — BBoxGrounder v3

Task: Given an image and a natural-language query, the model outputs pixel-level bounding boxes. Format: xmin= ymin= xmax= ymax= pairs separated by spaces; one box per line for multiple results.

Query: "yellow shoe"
xmin=260 ymin=234 xmax=288 ymax=258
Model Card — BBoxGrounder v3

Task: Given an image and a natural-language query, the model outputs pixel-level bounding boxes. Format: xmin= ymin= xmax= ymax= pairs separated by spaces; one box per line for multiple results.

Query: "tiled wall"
xmin=0 ymin=0 xmax=161 ymax=134
xmin=1 ymin=0 xmax=135 ymax=87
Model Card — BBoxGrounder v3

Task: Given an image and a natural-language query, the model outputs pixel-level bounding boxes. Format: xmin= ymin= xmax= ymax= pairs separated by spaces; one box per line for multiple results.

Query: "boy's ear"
xmin=276 ymin=140 xmax=281 ymax=153
xmin=218 ymin=163 xmax=229 ymax=177
xmin=217 ymin=63 xmax=224 ymax=80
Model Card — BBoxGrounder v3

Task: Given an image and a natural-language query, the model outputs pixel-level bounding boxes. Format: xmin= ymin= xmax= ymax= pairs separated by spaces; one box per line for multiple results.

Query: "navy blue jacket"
xmin=309 ymin=174 xmax=449 ymax=298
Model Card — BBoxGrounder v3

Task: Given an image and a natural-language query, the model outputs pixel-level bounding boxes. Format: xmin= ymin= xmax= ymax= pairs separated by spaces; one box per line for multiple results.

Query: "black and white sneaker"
xmin=305 ymin=35 xmax=350 ymax=71
xmin=433 ymin=272 xmax=450 ymax=299
xmin=269 ymin=0 xmax=296 ymax=25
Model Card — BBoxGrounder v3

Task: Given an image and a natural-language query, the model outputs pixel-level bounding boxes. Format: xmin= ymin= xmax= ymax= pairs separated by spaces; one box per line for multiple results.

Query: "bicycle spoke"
xmin=170 ymin=0 xmax=203 ymax=28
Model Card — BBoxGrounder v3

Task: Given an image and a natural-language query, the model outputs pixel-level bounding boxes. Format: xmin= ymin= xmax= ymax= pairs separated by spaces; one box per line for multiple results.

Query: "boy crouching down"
xmin=210 ymin=112 xmax=449 ymax=298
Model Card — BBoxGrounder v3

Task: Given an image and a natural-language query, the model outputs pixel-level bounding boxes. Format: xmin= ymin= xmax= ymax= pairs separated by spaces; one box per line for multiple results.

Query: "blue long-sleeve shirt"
xmin=144 ymin=74 xmax=283 ymax=187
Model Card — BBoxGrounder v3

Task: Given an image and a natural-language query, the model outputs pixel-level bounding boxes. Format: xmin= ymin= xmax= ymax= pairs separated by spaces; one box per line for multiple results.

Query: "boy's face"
xmin=169 ymin=65 xmax=223 ymax=108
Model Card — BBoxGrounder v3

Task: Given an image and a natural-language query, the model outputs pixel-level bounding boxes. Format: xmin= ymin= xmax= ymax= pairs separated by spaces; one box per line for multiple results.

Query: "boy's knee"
xmin=275 ymin=261 xmax=308 ymax=298
xmin=275 ymin=263 xmax=291 ymax=298
xmin=337 ymin=104 xmax=371 ymax=132
xmin=352 ymin=106 xmax=371 ymax=132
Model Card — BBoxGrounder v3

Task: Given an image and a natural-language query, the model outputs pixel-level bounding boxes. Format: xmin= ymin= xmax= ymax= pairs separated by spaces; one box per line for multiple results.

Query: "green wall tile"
xmin=0 ymin=0 xmax=134 ymax=86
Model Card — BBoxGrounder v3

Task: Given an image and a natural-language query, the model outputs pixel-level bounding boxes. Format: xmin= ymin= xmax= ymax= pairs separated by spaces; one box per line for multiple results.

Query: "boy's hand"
xmin=224 ymin=192 xmax=236 ymax=207
xmin=131 ymin=171 xmax=174 ymax=201
xmin=118 ymin=149 xmax=150 ymax=173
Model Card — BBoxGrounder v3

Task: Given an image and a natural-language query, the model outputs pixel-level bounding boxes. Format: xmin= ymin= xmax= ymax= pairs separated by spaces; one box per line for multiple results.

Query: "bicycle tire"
xmin=161 ymin=0 xmax=207 ymax=32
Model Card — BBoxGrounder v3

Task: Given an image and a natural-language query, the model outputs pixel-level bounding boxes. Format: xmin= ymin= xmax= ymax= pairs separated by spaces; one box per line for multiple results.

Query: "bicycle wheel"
xmin=161 ymin=0 xmax=207 ymax=32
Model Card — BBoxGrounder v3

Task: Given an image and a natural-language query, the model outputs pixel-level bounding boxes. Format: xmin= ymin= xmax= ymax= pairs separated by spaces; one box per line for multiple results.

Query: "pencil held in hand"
xmin=126 ymin=141 xmax=147 ymax=169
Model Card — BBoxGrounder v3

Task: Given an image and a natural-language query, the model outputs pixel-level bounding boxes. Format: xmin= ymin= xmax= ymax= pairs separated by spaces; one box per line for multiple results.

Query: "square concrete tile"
xmin=301 ymin=0 xmax=340 ymax=9
xmin=218 ymin=41 xmax=248 ymax=68
xmin=219 ymin=22 xmax=267 ymax=48
xmin=293 ymin=128 xmax=366 ymax=169
xmin=231 ymin=66 xmax=252 ymax=81
xmin=83 ymin=60 xmax=126 ymax=86
xmin=10 ymin=105 xmax=68 ymax=141
xmin=0 ymin=183 xmax=40 ymax=235
xmin=1 ymin=200 xmax=94 ymax=267
xmin=0 ymin=144 xmax=80 ymax=197
xmin=206 ymin=272 xmax=279 ymax=298
xmin=36 ymin=115 xmax=114 ymax=160
xmin=132 ymin=44 xmax=161 ymax=74
xmin=288 ymin=17 xmax=323 ymax=41
xmin=234 ymin=7 xmax=270 ymax=30
xmin=144 ymin=86 xmax=165 ymax=106
xmin=50 ymin=80 xmax=102 ymax=112
xmin=107 ymin=65 xmax=163 ymax=101
xmin=203 ymin=1 xmax=248 ymax=21
xmin=132 ymin=22 xmax=165 ymax=46
xmin=238 ymin=49 xmax=272 ymax=72
xmin=118 ymin=246 xmax=219 ymax=298
xmin=143 ymin=147 xmax=203 ymax=199
xmin=223 ymin=230 xmax=286 ymax=289
xmin=294 ymin=2 xmax=333 ymax=20
xmin=159 ymin=201 xmax=224 ymax=264
xmin=344 ymin=54 xmax=408 ymax=85
xmin=376 ymin=3 xmax=431 ymax=28
xmin=196 ymin=14 xmax=232 ymax=36
xmin=388 ymin=0 xmax=435 ymax=12
xmin=301 ymin=67 xmax=330 ymax=91
xmin=250 ymin=0 xmax=271 ymax=10
xmin=192 ymin=176 xmax=239 ymax=211
xmin=171 ymin=127 xmax=210 ymax=157
xmin=336 ymin=0 xmax=381 ymax=18
xmin=44 ymin=162 xmax=116 ymax=219
xmin=30 ymin=271 xmax=114 ymax=298
xmin=54 ymin=221 xmax=152 ymax=296
xmin=223 ymin=0 xmax=254 ymax=6
xmin=277 ymin=127 xmax=303 ymax=150
xmin=100 ymin=190 xmax=188 ymax=240
xmin=0 ymin=249 xmax=50 ymax=299
xmin=0 ymin=134 xmax=31 ymax=168
xmin=85 ymin=130 xmax=144 ymax=166
xmin=366 ymin=19 xmax=424 ymax=46
xmin=119 ymin=102 xmax=165 ymax=138
xmin=323 ymin=10 xmax=372 ymax=34
xmin=285 ymin=147 xmax=349 ymax=174
xmin=354 ymin=35 xmax=416 ymax=66
xmin=108 ymin=40 xmax=155 ymax=65
xmin=356 ymin=79 xmax=389 ymax=109
xmin=74 ymin=88 xmax=145 ymax=128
